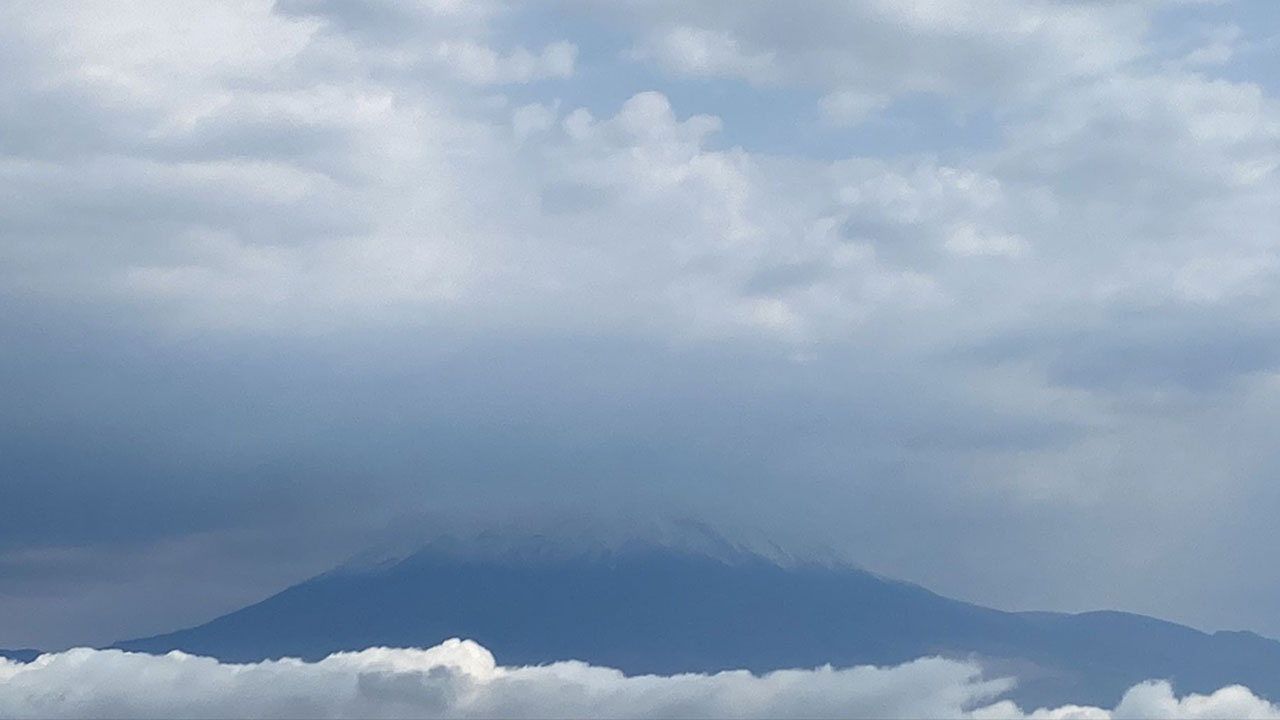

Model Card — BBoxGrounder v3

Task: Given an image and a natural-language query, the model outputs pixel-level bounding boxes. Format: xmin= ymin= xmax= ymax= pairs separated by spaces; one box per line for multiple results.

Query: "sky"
xmin=2 ymin=0 xmax=1280 ymax=651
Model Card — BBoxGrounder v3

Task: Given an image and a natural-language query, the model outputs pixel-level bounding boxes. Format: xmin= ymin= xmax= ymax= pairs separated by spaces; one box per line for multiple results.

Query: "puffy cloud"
xmin=2 ymin=0 xmax=1271 ymax=347
xmin=3 ymin=642 xmax=1278 ymax=720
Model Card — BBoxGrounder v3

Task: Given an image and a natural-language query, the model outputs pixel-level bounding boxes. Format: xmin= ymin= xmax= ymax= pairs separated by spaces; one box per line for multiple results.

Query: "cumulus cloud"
xmin=2 ymin=642 xmax=1277 ymax=720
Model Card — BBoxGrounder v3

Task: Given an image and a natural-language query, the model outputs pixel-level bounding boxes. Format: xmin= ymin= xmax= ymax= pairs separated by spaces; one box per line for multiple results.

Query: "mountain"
xmin=0 ymin=648 xmax=41 ymax=663
xmin=114 ymin=539 xmax=1280 ymax=709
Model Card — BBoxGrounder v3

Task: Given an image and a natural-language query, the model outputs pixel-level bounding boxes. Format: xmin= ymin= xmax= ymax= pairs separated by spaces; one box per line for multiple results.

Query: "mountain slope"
xmin=0 ymin=648 xmax=41 ymax=663
xmin=114 ymin=542 xmax=1280 ymax=709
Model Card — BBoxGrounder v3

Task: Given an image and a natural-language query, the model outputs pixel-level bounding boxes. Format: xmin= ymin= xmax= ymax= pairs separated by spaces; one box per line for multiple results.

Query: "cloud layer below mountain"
xmin=1 ymin=641 xmax=1277 ymax=719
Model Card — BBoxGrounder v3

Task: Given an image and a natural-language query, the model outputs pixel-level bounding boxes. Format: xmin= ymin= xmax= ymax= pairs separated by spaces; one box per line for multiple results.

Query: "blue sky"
xmin=2 ymin=0 xmax=1280 ymax=651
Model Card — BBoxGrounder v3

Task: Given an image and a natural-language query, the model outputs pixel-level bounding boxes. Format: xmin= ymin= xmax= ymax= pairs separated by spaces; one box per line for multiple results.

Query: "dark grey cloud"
xmin=2 ymin=0 xmax=1280 ymax=652
xmin=963 ymin=301 xmax=1280 ymax=396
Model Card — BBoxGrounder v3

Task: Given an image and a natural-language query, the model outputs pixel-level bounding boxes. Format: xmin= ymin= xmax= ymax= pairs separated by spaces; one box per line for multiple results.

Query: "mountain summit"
xmin=114 ymin=539 xmax=1280 ymax=709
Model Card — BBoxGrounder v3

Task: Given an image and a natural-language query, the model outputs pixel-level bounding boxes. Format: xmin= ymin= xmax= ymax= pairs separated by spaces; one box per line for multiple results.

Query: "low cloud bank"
xmin=1 ymin=640 xmax=1276 ymax=719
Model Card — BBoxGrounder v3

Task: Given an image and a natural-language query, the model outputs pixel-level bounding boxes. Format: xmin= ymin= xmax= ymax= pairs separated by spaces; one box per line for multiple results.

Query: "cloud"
xmin=4 ymin=0 xmax=1280 ymax=657
xmin=620 ymin=0 xmax=1146 ymax=101
xmin=631 ymin=26 xmax=778 ymax=84
xmin=818 ymin=90 xmax=890 ymax=127
xmin=3 ymin=641 xmax=1277 ymax=719
xmin=433 ymin=40 xmax=577 ymax=84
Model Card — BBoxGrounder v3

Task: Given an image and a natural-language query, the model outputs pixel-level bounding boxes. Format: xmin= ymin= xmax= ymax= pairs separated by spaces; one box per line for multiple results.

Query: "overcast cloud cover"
xmin=3 ymin=0 xmax=1280 ymax=657
xmin=5 ymin=640 xmax=1280 ymax=719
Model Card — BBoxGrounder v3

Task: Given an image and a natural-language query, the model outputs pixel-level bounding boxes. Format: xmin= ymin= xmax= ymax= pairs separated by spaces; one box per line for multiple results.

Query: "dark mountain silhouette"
xmin=0 ymin=648 xmax=41 ymax=663
xmin=114 ymin=539 xmax=1280 ymax=710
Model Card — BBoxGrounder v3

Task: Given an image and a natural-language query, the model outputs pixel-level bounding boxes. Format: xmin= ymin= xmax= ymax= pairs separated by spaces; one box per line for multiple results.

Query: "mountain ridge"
xmin=112 ymin=538 xmax=1280 ymax=710
xmin=0 ymin=648 xmax=42 ymax=663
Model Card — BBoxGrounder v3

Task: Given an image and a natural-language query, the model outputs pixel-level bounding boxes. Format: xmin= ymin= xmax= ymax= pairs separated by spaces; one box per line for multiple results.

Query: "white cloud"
xmin=512 ymin=102 xmax=559 ymax=141
xmin=818 ymin=90 xmax=890 ymax=127
xmin=944 ymin=224 xmax=1026 ymax=258
xmin=3 ymin=0 xmax=1271 ymax=346
xmin=2 ymin=642 xmax=1277 ymax=720
xmin=433 ymin=40 xmax=576 ymax=84
xmin=632 ymin=26 xmax=778 ymax=84
xmin=1172 ymin=25 xmax=1243 ymax=70
xmin=621 ymin=0 xmax=1146 ymax=101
